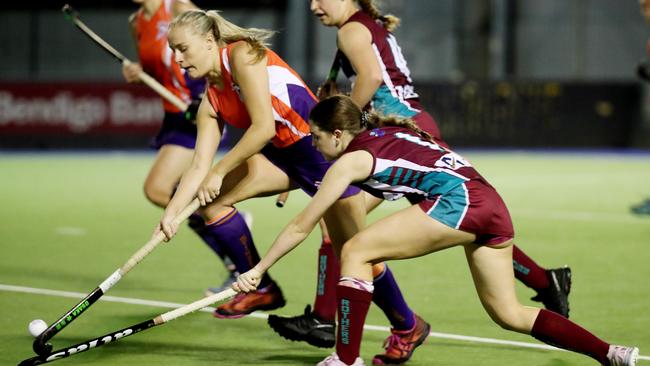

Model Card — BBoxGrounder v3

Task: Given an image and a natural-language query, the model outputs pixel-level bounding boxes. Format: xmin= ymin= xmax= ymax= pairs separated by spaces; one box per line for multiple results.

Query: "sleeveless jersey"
xmin=206 ymin=42 xmax=316 ymax=148
xmin=134 ymin=0 xmax=204 ymax=112
xmin=338 ymin=11 xmax=423 ymax=117
xmin=345 ymin=126 xmax=487 ymax=201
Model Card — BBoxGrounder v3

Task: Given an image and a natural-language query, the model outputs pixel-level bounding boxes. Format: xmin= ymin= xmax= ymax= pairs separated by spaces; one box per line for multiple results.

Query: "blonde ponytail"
xmin=170 ymin=10 xmax=276 ymax=62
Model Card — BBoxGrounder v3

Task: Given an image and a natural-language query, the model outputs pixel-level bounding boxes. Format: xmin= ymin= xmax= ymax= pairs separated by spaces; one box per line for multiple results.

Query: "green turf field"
xmin=1 ymin=151 xmax=649 ymax=366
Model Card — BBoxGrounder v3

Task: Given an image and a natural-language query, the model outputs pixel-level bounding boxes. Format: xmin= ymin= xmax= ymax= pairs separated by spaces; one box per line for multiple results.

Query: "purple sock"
xmin=205 ymin=209 xmax=271 ymax=288
xmin=372 ymin=265 xmax=415 ymax=330
xmin=188 ymin=213 xmax=228 ymax=259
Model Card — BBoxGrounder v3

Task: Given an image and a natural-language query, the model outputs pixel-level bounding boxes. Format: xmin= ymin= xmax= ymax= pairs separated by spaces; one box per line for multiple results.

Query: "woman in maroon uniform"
xmin=237 ymin=95 xmax=639 ymax=366
xmin=270 ymin=1 xmax=572 ymax=364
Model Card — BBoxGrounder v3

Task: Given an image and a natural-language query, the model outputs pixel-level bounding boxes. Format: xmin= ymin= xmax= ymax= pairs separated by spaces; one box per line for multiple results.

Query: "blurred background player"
xmin=122 ymin=0 xmax=240 ymax=294
xmin=156 ymin=9 xmax=368 ymax=319
xmin=632 ymin=0 xmax=650 ymax=215
xmin=268 ymin=0 xmax=572 ymax=358
xmin=235 ymin=95 xmax=640 ymax=366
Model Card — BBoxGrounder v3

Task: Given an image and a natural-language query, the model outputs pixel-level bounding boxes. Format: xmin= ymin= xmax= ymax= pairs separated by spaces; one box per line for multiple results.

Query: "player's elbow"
xmin=363 ymin=72 xmax=383 ymax=89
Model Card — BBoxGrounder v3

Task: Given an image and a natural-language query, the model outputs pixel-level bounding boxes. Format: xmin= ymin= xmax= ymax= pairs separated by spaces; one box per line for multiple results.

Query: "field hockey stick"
xmin=275 ymin=191 xmax=290 ymax=207
xmin=316 ymin=52 xmax=342 ymax=100
xmin=19 ymin=288 xmax=236 ymax=366
xmin=32 ymin=198 xmax=201 ymax=356
xmin=61 ymin=4 xmax=188 ymax=112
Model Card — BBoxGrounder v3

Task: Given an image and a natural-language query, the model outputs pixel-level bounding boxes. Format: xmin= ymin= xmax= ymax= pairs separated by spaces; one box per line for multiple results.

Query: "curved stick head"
xmin=32 ymin=336 xmax=53 ymax=356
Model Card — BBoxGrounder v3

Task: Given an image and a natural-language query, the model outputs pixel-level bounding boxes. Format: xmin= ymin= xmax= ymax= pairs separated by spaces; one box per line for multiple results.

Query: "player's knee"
xmin=339 ymin=237 xmax=374 ymax=267
xmin=143 ymin=182 xmax=171 ymax=208
xmin=486 ymin=306 xmax=528 ymax=332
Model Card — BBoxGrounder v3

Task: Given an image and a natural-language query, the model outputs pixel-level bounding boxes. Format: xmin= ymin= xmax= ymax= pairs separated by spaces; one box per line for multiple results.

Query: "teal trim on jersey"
xmin=373 ymin=86 xmax=418 ymax=117
xmin=391 ymin=168 xmax=404 ymax=186
xmin=426 ymin=183 xmax=469 ymax=229
xmin=402 ymin=169 xmax=413 ymax=183
xmin=372 ymin=167 xmax=465 ymax=197
xmin=371 ymin=167 xmax=469 ymax=228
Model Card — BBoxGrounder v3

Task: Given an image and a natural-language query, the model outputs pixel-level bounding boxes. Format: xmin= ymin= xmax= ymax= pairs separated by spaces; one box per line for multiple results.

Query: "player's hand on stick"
xmin=197 ymin=172 xmax=224 ymax=205
xmin=234 ymin=267 xmax=263 ymax=293
xmin=316 ymin=80 xmax=340 ymax=101
xmin=184 ymin=99 xmax=201 ymax=122
xmin=121 ymin=61 xmax=143 ymax=83
xmin=157 ymin=210 xmax=179 ymax=242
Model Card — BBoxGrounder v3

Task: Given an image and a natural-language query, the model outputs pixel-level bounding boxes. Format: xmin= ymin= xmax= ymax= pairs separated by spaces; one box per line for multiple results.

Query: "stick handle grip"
xmin=137 ymin=70 xmax=189 ymax=112
xmin=159 ymin=288 xmax=237 ymax=324
xmin=121 ymin=60 xmax=188 ymax=112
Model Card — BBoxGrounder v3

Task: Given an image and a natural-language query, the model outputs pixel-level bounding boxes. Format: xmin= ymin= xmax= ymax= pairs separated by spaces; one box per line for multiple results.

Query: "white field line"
xmin=2 ymin=283 xmax=648 ymax=361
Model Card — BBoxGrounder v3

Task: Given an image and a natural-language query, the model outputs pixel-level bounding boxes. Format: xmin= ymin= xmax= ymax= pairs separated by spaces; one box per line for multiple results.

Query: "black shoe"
xmin=531 ymin=267 xmax=572 ymax=318
xmin=267 ymin=305 xmax=335 ymax=348
xmin=631 ymin=199 xmax=650 ymax=215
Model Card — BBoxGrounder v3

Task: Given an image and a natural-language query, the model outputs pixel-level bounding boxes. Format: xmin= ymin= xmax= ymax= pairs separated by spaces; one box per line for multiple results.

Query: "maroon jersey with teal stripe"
xmin=344 ymin=126 xmax=487 ymax=201
xmin=338 ymin=11 xmax=423 ymax=117
xmin=345 ymin=126 xmax=513 ymax=242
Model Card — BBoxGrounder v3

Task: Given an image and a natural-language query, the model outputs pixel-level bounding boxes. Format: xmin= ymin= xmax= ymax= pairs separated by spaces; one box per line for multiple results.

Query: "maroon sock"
xmin=531 ymin=309 xmax=610 ymax=364
xmin=312 ymin=239 xmax=340 ymax=321
xmin=336 ymin=284 xmax=373 ymax=365
xmin=512 ymin=245 xmax=549 ymax=291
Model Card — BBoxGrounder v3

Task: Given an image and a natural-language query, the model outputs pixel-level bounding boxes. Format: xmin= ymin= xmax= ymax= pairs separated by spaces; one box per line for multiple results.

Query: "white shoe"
xmin=607 ymin=345 xmax=639 ymax=366
xmin=316 ymin=352 xmax=364 ymax=366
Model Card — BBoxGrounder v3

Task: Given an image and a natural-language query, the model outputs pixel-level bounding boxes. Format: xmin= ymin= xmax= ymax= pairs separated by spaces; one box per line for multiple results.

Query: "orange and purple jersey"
xmin=206 ymin=42 xmax=316 ymax=148
xmin=134 ymin=0 xmax=204 ymax=112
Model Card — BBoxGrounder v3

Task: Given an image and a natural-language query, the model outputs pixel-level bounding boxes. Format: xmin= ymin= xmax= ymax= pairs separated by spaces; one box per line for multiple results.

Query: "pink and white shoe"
xmin=607 ymin=345 xmax=639 ymax=366
xmin=317 ymin=352 xmax=365 ymax=366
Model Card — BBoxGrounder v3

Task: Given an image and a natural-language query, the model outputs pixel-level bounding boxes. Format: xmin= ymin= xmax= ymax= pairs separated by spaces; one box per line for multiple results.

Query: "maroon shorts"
xmin=417 ymin=179 xmax=514 ymax=245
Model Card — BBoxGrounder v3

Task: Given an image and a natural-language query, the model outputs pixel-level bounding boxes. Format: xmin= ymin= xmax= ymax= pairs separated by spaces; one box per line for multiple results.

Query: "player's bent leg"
xmin=203 ymin=156 xmax=292 ymax=318
xmin=465 ymin=243 xmax=639 ymax=365
xmin=144 ymin=144 xmax=194 ymax=207
xmin=464 ymin=243 xmax=539 ymax=333
xmin=145 ymin=145 xmax=240 ymax=294
xmin=322 ymin=191 xmax=366 ymax=257
xmin=214 ymin=153 xmax=294 ymax=207
xmin=267 ymin=236 xmax=339 ymax=348
xmin=512 ymin=245 xmax=572 ymax=318
xmin=364 ymin=193 xmax=383 ymax=213
xmin=338 ymin=206 xmax=471 ymax=365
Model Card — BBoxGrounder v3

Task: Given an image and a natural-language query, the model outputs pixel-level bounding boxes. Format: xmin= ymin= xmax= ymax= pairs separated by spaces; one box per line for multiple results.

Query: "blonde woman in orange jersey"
xmin=154 ymin=9 xmax=368 ymax=318
xmin=122 ymin=0 xmax=242 ymax=293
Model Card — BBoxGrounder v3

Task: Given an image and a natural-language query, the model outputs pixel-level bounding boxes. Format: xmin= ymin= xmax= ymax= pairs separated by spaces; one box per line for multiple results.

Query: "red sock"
xmin=531 ymin=309 xmax=610 ymax=364
xmin=336 ymin=283 xmax=373 ymax=365
xmin=312 ymin=239 xmax=340 ymax=321
xmin=512 ymin=245 xmax=549 ymax=291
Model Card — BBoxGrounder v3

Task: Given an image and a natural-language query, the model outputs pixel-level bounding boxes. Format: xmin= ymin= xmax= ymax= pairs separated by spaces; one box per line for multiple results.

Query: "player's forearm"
xmin=255 ymin=222 xmax=313 ymax=273
xmin=167 ymin=165 xmax=209 ymax=214
xmin=350 ymin=74 xmax=381 ymax=109
xmin=212 ymin=125 xmax=273 ymax=176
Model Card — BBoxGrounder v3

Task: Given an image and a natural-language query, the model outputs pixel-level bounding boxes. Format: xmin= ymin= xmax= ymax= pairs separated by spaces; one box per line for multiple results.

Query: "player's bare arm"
xmin=159 ymin=96 xmax=220 ymax=239
xmin=338 ymin=22 xmax=382 ymax=108
xmin=251 ymin=151 xmax=372 ymax=275
xmin=210 ymin=42 xmax=275 ymax=178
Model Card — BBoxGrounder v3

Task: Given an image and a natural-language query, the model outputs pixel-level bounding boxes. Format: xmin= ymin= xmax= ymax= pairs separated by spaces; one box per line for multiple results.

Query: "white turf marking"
xmin=55 ymin=227 xmax=87 ymax=236
xmin=1 ymin=283 xmax=648 ymax=362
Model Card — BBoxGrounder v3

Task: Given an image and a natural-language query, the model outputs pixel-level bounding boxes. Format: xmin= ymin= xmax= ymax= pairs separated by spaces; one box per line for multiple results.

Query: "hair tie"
xmin=361 ymin=111 xmax=370 ymax=128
